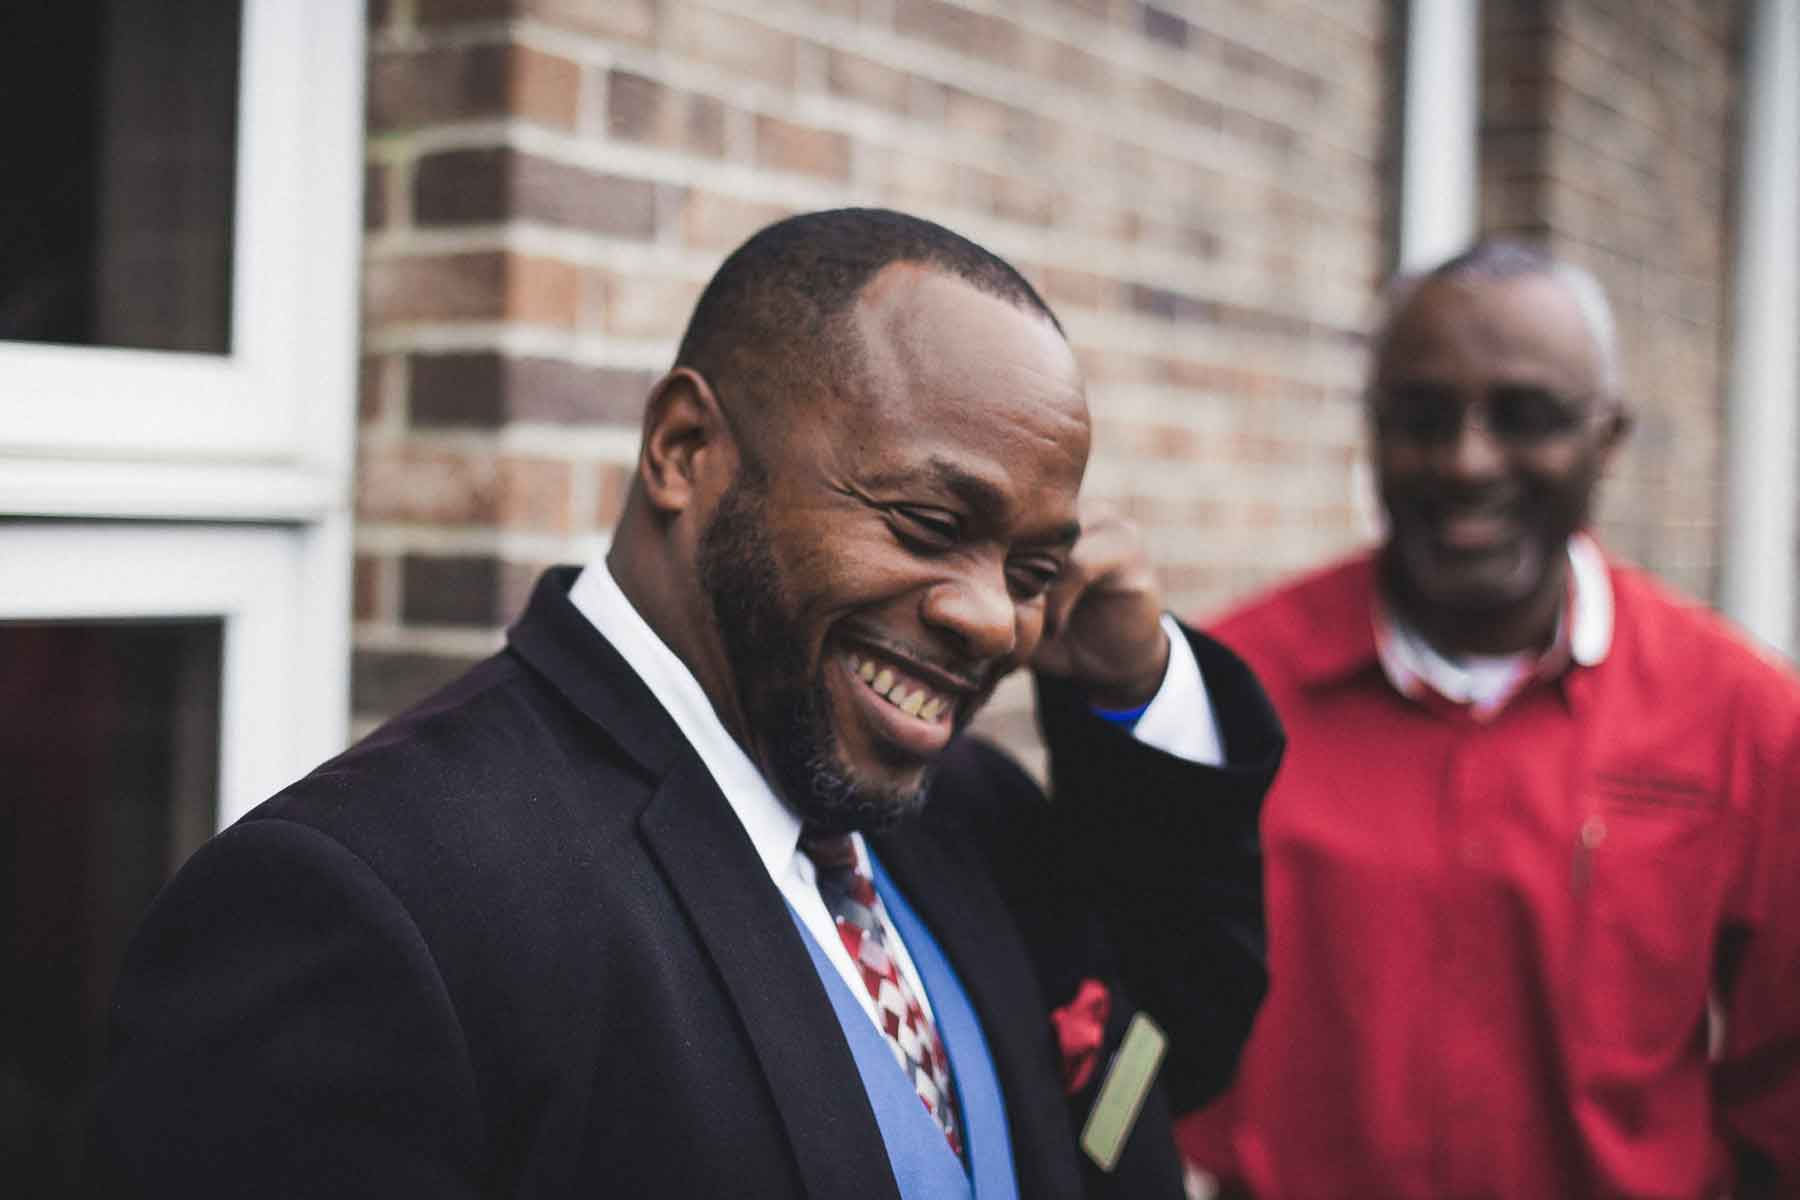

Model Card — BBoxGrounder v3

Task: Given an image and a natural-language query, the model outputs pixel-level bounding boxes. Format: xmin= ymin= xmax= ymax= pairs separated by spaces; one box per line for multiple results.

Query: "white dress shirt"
xmin=567 ymin=560 xmax=1223 ymax=1036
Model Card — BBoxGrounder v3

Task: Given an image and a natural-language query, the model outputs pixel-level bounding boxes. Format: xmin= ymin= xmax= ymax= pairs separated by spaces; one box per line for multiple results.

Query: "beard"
xmin=695 ymin=464 xmax=931 ymax=834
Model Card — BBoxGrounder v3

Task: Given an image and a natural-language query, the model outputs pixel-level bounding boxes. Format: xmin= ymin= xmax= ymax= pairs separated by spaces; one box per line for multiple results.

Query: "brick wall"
xmin=355 ymin=0 xmax=1394 ymax=754
xmin=1480 ymin=0 xmax=1742 ymax=602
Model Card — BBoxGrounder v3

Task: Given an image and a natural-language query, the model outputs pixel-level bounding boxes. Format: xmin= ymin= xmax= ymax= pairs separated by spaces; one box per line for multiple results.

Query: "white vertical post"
xmin=1399 ymin=0 xmax=1482 ymax=272
xmin=1721 ymin=0 xmax=1799 ymax=656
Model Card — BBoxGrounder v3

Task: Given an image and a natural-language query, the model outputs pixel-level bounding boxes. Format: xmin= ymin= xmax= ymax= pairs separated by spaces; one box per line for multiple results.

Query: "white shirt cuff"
xmin=1126 ymin=613 xmax=1226 ymax=766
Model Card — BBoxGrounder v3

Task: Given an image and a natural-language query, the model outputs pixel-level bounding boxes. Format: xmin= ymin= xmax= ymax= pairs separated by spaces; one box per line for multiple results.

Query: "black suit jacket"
xmin=91 ymin=568 xmax=1282 ymax=1198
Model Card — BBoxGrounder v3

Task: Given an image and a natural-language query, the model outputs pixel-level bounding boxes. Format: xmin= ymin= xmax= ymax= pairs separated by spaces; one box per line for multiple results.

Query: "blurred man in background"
xmin=1180 ymin=240 xmax=1800 ymax=1198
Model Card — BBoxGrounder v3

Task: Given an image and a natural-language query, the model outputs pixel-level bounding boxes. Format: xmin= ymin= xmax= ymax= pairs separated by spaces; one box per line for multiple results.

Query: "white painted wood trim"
xmin=1721 ymin=0 xmax=1799 ymax=656
xmin=1398 ymin=0 xmax=1481 ymax=273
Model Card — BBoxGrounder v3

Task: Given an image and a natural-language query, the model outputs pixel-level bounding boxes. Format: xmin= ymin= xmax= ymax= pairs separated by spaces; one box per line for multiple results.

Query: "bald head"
xmin=673 ymin=208 xmax=1064 ymax=449
xmin=1371 ymin=240 xmax=1623 ymax=403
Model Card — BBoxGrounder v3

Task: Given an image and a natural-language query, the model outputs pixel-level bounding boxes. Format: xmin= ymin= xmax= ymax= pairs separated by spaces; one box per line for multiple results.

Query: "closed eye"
xmin=1006 ymin=557 xmax=1063 ymax=601
xmin=889 ymin=505 xmax=961 ymax=550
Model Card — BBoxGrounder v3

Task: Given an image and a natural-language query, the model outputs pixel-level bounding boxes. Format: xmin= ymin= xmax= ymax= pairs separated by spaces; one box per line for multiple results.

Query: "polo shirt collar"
xmin=1369 ymin=532 xmax=1614 ymax=714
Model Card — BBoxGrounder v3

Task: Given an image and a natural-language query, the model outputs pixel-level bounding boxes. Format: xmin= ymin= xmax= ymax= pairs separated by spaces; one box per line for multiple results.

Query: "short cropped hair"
xmin=674 ymin=208 xmax=1063 ymax=434
xmin=1371 ymin=239 xmax=1623 ymax=398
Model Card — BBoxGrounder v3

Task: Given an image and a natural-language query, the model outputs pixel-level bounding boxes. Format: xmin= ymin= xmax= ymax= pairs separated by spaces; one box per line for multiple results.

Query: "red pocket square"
xmin=1050 ymin=978 xmax=1112 ymax=1094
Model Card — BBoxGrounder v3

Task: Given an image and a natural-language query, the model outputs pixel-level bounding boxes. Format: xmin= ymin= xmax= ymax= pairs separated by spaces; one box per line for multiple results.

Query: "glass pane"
xmin=1 ymin=619 xmax=221 ymax=1195
xmin=0 ymin=0 xmax=241 ymax=354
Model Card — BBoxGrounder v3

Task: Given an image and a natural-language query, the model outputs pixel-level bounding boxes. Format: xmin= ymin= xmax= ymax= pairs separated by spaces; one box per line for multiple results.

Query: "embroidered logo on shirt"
xmin=1595 ymin=770 xmax=1717 ymax=812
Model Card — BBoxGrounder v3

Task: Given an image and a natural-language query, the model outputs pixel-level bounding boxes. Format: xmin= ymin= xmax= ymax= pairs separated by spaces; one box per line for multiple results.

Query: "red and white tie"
xmin=802 ymin=833 xmax=963 ymax=1161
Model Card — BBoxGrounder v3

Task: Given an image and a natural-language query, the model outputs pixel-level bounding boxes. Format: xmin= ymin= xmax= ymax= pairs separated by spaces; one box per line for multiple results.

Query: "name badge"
xmin=1079 ymin=1011 xmax=1168 ymax=1172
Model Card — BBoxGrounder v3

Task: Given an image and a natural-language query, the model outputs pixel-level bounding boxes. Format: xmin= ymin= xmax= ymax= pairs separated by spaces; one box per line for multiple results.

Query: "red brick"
xmin=1035 ymin=36 xmax=1112 ymax=93
xmin=414 ymin=148 xmax=660 ymax=238
xmin=941 ymin=86 xmax=1018 ymax=141
xmin=1038 ymin=266 xmax=1117 ymax=311
xmin=357 ymin=443 xmax=498 ymax=525
xmin=413 ymin=148 xmax=509 ymax=224
xmin=512 ymin=154 xmax=661 ymax=236
xmin=578 ymin=269 xmax=611 ymax=331
xmin=596 ymin=461 xmax=633 ymax=528
xmin=827 ymin=50 xmax=913 ymax=113
xmin=368 ymin=44 xmax=507 ymax=131
xmin=506 ymin=359 xmax=653 ymax=425
xmin=364 ymin=164 xmax=386 ymax=230
xmin=680 ymin=191 xmax=793 ymax=252
xmin=754 ymin=115 xmax=851 ymax=181
xmin=359 ymin=356 xmax=388 ymax=427
xmin=880 ymin=149 xmax=959 ymax=210
xmin=500 ymin=560 xmax=557 ymax=623
xmin=686 ymin=93 xmax=728 ymax=159
xmin=506 ymin=256 xmax=581 ymax=327
xmin=993 ymin=175 xmax=1058 ymax=226
xmin=369 ymin=42 xmax=578 ymax=131
xmin=410 ymin=354 xmax=507 ymax=428
xmin=402 ymin=554 xmax=502 ymax=625
xmin=607 ymin=70 xmax=728 ymax=158
xmin=510 ymin=46 xmax=582 ymax=129
xmin=363 ymin=252 xmax=574 ymax=327
xmin=895 ymin=0 xmax=1021 ymax=59
xmin=352 ymin=649 xmax=483 ymax=718
xmin=665 ymin=9 xmax=798 ymax=90
xmin=1141 ymin=4 xmax=1189 ymax=47
xmin=407 ymin=353 xmax=653 ymax=428
xmin=364 ymin=252 xmax=506 ymax=325
xmin=496 ymin=457 xmax=573 ymax=532
xmin=352 ymin=553 xmax=383 ymax=621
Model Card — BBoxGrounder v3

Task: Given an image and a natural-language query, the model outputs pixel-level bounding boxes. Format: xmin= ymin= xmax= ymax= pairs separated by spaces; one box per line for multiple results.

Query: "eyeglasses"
xmin=1373 ymin=382 xmax=1597 ymax=449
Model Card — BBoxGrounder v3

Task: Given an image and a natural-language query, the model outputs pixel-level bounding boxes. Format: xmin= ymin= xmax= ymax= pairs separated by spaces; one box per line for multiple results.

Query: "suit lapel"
xmin=640 ymin=756 xmax=904 ymax=1200
xmin=871 ymin=830 xmax=1083 ymax=1200
xmin=511 ymin=570 xmax=902 ymax=1198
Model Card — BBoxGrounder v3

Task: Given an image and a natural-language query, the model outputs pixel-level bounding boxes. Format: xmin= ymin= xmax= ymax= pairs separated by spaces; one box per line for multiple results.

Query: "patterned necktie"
xmin=801 ymin=832 xmax=964 ymax=1162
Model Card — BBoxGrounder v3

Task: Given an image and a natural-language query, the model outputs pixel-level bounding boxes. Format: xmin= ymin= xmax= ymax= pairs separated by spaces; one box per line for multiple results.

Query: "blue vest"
xmin=788 ymin=850 xmax=1018 ymax=1200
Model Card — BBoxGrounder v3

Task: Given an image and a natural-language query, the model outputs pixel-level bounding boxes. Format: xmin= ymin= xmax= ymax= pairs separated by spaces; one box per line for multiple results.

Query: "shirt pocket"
xmin=1576 ymin=774 xmax=1727 ymax=1054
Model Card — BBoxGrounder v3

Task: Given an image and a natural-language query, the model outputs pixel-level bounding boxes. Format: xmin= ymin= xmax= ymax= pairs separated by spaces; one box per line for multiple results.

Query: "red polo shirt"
xmin=1179 ymin=544 xmax=1800 ymax=1198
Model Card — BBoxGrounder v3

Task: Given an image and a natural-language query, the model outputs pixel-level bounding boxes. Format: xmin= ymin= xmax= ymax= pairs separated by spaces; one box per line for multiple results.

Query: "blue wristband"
xmin=1090 ymin=699 xmax=1152 ymax=728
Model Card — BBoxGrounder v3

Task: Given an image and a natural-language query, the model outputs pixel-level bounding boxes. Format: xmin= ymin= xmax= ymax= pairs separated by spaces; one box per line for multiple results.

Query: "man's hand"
xmin=1032 ymin=510 xmax=1171 ymax=710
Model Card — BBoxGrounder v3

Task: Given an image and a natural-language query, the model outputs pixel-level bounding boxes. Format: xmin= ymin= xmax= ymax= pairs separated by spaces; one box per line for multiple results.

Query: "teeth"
xmin=847 ymin=651 xmax=952 ymax=722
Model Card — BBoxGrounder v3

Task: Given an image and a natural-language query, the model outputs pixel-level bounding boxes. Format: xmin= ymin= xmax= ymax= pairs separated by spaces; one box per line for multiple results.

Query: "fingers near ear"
xmin=638 ymin=367 xmax=732 ymax=515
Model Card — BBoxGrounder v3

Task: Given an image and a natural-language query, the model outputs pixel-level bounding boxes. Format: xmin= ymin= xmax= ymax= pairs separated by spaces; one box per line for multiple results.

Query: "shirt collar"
xmin=567 ymin=559 xmax=804 ymax=882
xmin=1373 ymin=532 xmax=1614 ymax=714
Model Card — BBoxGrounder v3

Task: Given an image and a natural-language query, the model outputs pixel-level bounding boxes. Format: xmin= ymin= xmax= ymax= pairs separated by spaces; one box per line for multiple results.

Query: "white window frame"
xmin=0 ymin=1 xmax=364 ymax=824
xmin=0 ymin=521 xmax=348 ymax=826
xmin=0 ymin=0 xmax=363 ymax=498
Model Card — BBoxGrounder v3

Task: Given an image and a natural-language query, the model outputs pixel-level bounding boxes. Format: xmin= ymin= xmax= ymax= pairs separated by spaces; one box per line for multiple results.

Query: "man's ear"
xmin=1597 ymin=401 xmax=1633 ymax=466
xmin=637 ymin=367 xmax=734 ymax=515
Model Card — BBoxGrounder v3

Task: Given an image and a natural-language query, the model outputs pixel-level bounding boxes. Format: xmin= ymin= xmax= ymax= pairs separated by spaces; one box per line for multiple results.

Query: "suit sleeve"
xmin=89 ymin=817 xmax=487 ymax=1199
xmin=1035 ymin=619 xmax=1284 ymax=1115
xmin=1713 ymin=719 xmax=1800 ymax=1196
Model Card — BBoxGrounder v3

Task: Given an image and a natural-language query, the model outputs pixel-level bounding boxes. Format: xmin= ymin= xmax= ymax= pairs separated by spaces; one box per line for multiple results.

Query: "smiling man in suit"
xmin=91 ymin=208 xmax=1283 ymax=1198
